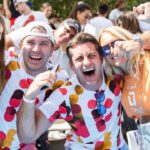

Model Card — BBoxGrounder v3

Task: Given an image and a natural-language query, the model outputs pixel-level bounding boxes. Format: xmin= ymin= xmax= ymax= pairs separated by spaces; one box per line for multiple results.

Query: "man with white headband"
xmin=0 ymin=21 xmax=69 ymax=150
xmin=6 ymin=18 xmax=81 ymax=75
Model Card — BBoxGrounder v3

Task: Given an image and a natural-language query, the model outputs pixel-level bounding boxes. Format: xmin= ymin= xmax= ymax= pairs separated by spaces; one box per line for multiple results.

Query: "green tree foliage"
xmin=32 ymin=0 xmax=150 ymax=20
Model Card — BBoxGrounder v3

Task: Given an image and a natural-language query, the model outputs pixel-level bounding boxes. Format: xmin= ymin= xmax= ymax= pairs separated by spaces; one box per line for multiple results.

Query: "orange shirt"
xmin=121 ymin=52 xmax=150 ymax=119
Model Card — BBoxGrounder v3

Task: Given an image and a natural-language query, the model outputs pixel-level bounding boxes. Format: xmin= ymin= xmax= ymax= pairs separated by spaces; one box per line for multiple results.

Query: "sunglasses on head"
xmin=100 ymin=40 xmax=123 ymax=57
xmin=95 ymin=90 xmax=106 ymax=116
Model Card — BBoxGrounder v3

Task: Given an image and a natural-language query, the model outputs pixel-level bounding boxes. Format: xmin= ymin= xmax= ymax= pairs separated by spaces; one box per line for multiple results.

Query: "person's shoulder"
xmin=33 ymin=11 xmax=49 ymax=23
xmin=33 ymin=11 xmax=47 ymax=17
xmin=109 ymin=8 xmax=118 ymax=14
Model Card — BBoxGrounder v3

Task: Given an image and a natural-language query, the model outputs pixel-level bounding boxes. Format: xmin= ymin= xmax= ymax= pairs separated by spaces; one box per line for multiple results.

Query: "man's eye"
xmin=41 ymin=43 xmax=48 ymax=46
xmin=64 ymin=28 xmax=70 ymax=34
xmin=89 ymin=53 xmax=96 ymax=59
xmin=27 ymin=41 xmax=34 ymax=45
xmin=75 ymin=56 xmax=83 ymax=62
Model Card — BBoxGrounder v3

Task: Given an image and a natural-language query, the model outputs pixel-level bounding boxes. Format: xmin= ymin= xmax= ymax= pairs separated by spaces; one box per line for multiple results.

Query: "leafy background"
xmin=32 ymin=0 xmax=149 ymax=20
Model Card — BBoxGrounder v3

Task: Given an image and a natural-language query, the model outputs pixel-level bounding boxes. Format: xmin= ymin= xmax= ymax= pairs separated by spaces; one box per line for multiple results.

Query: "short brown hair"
xmin=66 ymin=32 xmax=101 ymax=62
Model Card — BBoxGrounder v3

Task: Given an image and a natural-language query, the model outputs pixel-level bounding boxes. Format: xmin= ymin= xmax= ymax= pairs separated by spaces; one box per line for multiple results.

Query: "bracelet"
xmin=23 ymin=96 xmax=36 ymax=104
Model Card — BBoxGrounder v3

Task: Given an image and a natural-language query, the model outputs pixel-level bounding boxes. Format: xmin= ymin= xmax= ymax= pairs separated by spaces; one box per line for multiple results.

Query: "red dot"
xmin=118 ymin=117 xmax=121 ymax=126
xmin=95 ymin=141 xmax=104 ymax=149
xmin=114 ymin=84 xmax=120 ymax=96
xmin=59 ymin=106 xmax=67 ymax=114
xmin=9 ymin=98 xmax=21 ymax=107
xmin=97 ymin=119 xmax=106 ymax=132
xmin=72 ymin=104 xmax=81 ymax=114
xmin=65 ymin=115 xmax=73 ymax=121
xmin=5 ymin=68 xmax=11 ymax=79
xmin=59 ymin=88 xmax=67 ymax=95
xmin=105 ymin=98 xmax=113 ymax=108
xmin=19 ymin=79 xmax=31 ymax=89
xmin=0 ymin=131 xmax=6 ymax=141
xmin=4 ymin=107 xmax=16 ymax=122
xmin=105 ymin=112 xmax=112 ymax=122
xmin=88 ymin=100 xmax=96 ymax=109
xmin=35 ymin=97 xmax=40 ymax=105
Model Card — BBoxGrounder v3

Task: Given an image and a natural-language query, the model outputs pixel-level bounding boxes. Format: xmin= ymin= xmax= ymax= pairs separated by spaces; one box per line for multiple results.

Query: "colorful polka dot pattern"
xmin=42 ymin=75 xmax=122 ymax=149
xmin=0 ymin=52 xmax=68 ymax=149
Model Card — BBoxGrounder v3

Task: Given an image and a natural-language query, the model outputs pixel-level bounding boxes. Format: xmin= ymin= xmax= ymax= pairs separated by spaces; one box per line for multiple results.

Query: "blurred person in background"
xmin=84 ymin=3 xmax=113 ymax=39
xmin=69 ymin=1 xmax=92 ymax=31
xmin=116 ymin=11 xmax=142 ymax=34
xmin=133 ymin=2 xmax=150 ymax=23
xmin=48 ymin=13 xmax=60 ymax=29
xmin=3 ymin=0 xmax=20 ymax=26
xmin=12 ymin=0 xmax=48 ymax=31
xmin=109 ymin=0 xmax=126 ymax=24
xmin=40 ymin=2 xmax=52 ymax=19
xmin=0 ymin=3 xmax=10 ymax=33
xmin=133 ymin=2 xmax=150 ymax=32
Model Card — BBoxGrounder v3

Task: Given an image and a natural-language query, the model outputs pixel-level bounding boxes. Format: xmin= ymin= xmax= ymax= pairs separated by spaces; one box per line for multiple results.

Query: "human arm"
xmin=3 ymin=0 xmax=11 ymax=19
xmin=17 ymin=71 xmax=56 ymax=143
xmin=111 ymin=40 xmax=141 ymax=59
xmin=133 ymin=2 xmax=150 ymax=20
xmin=141 ymin=31 xmax=150 ymax=50
xmin=17 ymin=102 xmax=51 ymax=143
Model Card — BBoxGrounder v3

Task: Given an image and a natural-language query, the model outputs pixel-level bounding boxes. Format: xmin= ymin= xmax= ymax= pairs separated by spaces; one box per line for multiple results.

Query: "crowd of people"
xmin=0 ymin=0 xmax=150 ymax=150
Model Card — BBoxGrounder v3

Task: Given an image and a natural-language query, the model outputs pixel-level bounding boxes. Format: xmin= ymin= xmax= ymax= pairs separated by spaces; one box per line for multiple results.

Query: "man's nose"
xmin=83 ymin=57 xmax=90 ymax=65
xmin=32 ymin=44 xmax=40 ymax=52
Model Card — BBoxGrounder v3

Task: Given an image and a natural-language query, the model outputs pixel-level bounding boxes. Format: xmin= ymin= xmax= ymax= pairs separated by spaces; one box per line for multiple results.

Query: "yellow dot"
xmin=7 ymin=61 xmax=20 ymax=71
xmin=7 ymin=129 xmax=16 ymax=136
xmin=65 ymin=81 xmax=72 ymax=86
xmin=75 ymin=85 xmax=83 ymax=95
xmin=53 ymin=80 xmax=64 ymax=90
xmin=77 ymin=137 xmax=83 ymax=143
xmin=69 ymin=94 xmax=78 ymax=104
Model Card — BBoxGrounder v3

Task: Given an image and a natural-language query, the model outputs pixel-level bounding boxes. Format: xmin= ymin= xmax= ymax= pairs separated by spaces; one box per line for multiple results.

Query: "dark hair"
xmin=26 ymin=1 xmax=32 ymax=8
xmin=115 ymin=0 xmax=125 ymax=8
xmin=116 ymin=11 xmax=142 ymax=34
xmin=0 ymin=14 xmax=6 ymax=94
xmin=69 ymin=2 xmax=91 ymax=20
xmin=98 ymin=4 xmax=109 ymax=15
xmin=66 ymin=33 xmax=101 ymax=62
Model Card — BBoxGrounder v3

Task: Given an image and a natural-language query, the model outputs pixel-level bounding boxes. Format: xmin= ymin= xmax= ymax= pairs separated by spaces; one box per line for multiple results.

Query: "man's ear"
xmin=19 ymin=41 xmax=23 ymax=49
xmin=69 ymin=60 xmax=74 ymax=71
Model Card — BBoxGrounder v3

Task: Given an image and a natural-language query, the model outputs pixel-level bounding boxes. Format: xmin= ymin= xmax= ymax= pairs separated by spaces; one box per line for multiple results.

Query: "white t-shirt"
xmin=50 ymin=48 xmax=74 ymax=75
xmin=39 ymin=74 xmax=126 ymax=150
xmin=12 ymin=11 xmax=48 ymax=31
xmin=139 ymin=20 xmax=150 ymax=32
xmin=85 ymin=16 xmax=113 ymax=39
xmin=0 ymin=50 xmax=69 ymax=150
xmin=109 ymin=9 xmax=123 ymax=22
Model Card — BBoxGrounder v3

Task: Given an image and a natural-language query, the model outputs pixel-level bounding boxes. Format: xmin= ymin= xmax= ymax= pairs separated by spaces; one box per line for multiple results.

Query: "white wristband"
xmin=23 ymin=96 xmax=36 ymax=104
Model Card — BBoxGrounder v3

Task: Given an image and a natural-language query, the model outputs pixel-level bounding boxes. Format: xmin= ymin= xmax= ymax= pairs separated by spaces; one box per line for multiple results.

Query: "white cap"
xmin=13 ymin=0 xmax=28 ymax=4
xmin=20 ymin=21 xmax=55 ymax=44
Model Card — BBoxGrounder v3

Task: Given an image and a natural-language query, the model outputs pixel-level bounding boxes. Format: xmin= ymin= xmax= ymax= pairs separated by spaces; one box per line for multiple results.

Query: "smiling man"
xmin=17 ymin=33 xmax=128 ymax=150
xmin=0 ymin=21 xmax=69 ymax=149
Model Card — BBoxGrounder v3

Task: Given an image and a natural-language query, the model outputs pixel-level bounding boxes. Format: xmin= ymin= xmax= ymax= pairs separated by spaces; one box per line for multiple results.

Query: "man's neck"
xmin=21 ymin=62 xmax=47 ymax=77
xmin=23 ymin=8 xmax=32 ymax=16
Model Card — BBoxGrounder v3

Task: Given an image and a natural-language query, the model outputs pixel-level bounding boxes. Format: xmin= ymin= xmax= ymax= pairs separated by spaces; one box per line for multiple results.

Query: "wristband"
xmin=23 ymin=96 xmax=36 ymax=104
